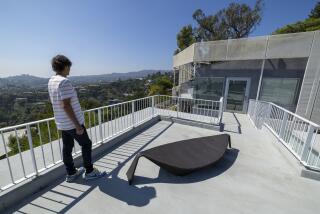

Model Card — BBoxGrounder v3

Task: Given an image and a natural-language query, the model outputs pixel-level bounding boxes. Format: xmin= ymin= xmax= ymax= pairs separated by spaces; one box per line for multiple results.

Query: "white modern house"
xmin=173 ymin=31 xmax=320 ymax=124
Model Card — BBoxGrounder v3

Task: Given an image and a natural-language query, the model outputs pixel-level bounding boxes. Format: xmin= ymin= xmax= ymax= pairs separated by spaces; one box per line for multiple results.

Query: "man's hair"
xmin=51 ymin=55 xmax=72 ymax=73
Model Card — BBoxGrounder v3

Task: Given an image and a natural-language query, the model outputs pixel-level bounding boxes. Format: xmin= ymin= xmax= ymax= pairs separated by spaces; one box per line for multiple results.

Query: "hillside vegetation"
xmin=274 ymin=2 xmax=320 ymax=34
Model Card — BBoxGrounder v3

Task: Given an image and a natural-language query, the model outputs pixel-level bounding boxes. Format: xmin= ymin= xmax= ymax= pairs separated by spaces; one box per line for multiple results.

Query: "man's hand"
xmin=76 ymin=126 xmax=84 ymax=135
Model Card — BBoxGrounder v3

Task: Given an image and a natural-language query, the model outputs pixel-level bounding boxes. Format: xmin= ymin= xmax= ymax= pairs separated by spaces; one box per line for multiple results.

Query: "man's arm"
xmin=62 ymin=98 xmax=84 ymax=135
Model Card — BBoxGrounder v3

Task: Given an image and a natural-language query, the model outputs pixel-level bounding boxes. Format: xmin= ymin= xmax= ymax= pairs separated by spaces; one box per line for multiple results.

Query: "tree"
xmin=216 ymin=0 xmax=264 ymax=38
xmin=192 ymin=9 xmax=229 ymax=41
xmin=80 ymin=97 xmax=101 ymax=110
xmin=175 ymin=0 xmax=264 ymax=53
xmin=274 ymin=2 xmax=320 ymax=34
xmin=309 ymin=2 xmax=320 ymax=18
xmin=148 ymin=75 xmax=173 ymax=96
xmin=175 ymin=25 xmax=196 ymax=54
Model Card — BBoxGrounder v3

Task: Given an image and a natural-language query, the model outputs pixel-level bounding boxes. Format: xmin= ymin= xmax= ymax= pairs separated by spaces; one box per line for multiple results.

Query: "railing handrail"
xmin=0 ymin=96 xmax=156 ymax=132
xmin=158 ymin=95 xmax=222 ymax=103
xmin=249 ymin=99 xmax=320 ymax=128
xmin=0 ymin=117 xmax=55 ymax=132
xmin=0 ymin=95 xmax=223 ymax=132
xmin=84 ymin=96 xmax=155 ymax=112
xmin=248 ymin=99 xmax=320 ymax=171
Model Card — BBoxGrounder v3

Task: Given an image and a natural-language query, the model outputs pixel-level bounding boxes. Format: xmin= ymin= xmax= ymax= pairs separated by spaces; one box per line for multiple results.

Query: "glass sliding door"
xmin=224 ymin=78 xmax=251 ymax=113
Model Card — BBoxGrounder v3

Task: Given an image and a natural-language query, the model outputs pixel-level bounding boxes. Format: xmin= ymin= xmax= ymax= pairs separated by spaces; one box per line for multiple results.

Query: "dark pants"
xmin=61 ymin=125 xmax=94 ymax=175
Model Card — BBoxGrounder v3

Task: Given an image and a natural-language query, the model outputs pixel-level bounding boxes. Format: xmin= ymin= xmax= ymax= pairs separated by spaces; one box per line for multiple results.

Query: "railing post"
xmin=301 ymin=125 xmax=316 ymax=163
xmin=264 ymin=103 xmax=272 ymax=124
xmin=98 ymin=109 xmax=103 ymax=143
xmin=26 ymin=125 xmax=38 ymax=176
xmin=279 ymin=112 xmax=288 ymax=139
xmin=219 ymin=97 xmax=224 ymax=125
xmin=253 ymin=100 xmax=258 ymax=126
xmin=152 ymin=96 xmax=155 ymax=117
xmin=132 ymin=101 xmax=135 ymax=127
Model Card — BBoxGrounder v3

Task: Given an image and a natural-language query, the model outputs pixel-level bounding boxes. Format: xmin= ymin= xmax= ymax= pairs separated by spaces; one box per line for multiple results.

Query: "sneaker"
xmin=84 ymin=167 xmax=106 ymax=181
xmin=66 ymin=167 xmax=85 ymax=183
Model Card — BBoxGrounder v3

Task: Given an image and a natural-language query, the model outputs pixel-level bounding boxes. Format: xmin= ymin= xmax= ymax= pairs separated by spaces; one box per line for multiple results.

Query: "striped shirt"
xmin=48 ymin=75 xmax=84 ymax=130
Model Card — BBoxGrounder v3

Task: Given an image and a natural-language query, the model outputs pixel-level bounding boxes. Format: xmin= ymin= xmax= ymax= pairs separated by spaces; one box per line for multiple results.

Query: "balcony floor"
xmin=8 ymin=113 xmax=320 ymax=214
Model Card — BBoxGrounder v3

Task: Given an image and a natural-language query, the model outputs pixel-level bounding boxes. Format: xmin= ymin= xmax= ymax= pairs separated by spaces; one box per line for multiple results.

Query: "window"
xmin=260 ymin=78 xmax=300 ymax=106
xmin=193 ymin=77 xmax=224 ymax=101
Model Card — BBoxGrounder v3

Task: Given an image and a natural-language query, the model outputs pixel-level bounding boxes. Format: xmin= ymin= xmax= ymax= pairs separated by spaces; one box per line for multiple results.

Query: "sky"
xmin=0 ymin=0 xmax=318 ymax=78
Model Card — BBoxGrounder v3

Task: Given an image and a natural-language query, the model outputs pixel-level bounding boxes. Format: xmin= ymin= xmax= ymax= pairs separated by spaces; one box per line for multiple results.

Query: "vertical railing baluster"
xmin=47 ymin=121 xmax=55 ymax=163
xmin=279 ymin=111 xmax=288 ymax=139
xmin=98 ymin=108 xmax=103 ymax=143
xmin=219 ymin=97 xmax=224 ymax=126
xmin=14 ymin=128 xmax=26 ymax=177
xmin=132 ymin=101 xmax=135 ymax=127
xmin=114 ymin=106 xmax=117 ymax=134
xmin=93 ymin=110 xmax=97 ymax=144
xmin=37 ymin=123 xmax=46 ymax=167
xmin=295 ymin=120 xmax=303 ymax=153
xmin=1 ymin=131 xmax=15 ymax=183
xmin=122 ymin=103 xmax=125 ymax=130
xmin=26 ymin=125 xmax=38 ymax=176
xmin=117 ymin=105 xmax=120 ymax=133
xmin=122 ymin=104 xmax=125 ymax=130
xmin=290 ymin=118 xmax=298 ymax=150
xmin=88 ymin=112 xmax=92 ymax=140
xmin=102 ymin=108 xmax=106 ymax=139
xmin=301 ymin=125 xmax=316 ymax=162
xmin=107 ymin=107 xmax=110 ymax=138
xmin=110 ymin=106 xmax=113 ymax=136
xmin=119 ymin=104 xmax=122 ymax=132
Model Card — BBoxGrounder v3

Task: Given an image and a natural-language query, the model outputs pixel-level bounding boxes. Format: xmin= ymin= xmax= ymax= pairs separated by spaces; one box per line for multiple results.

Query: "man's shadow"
xmin=69 ymin=163 xmax=157 ymax=207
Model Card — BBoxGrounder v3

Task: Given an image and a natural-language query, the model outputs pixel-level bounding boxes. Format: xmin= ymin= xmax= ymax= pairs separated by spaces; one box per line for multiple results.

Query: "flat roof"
xmin=7 ymin=113 xmax=320 ymax=214
xmin=173 ymin=31 xmax=319 ymax=68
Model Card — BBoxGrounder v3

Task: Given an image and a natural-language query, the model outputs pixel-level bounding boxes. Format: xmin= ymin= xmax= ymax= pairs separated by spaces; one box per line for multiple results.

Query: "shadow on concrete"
xmin=223 ymin=113 xmax=242 ymax=134
xmin=9 ymin=121 xmax=174 ymax=213
xmin=132 ymin=148 xmax=239 ymax=185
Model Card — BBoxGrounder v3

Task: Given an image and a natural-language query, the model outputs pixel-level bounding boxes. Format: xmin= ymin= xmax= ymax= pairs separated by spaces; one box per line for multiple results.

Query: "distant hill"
xmin=69 ymin=70 xmax=170 ymax=84
xmin=3 ymin=74 xmax=48 ymax=87
xmin=0 ymin=70 xmax=171 ymax=88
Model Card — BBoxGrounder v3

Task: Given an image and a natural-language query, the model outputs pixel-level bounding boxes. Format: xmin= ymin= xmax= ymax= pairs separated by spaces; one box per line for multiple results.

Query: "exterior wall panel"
xmin=173 ymin=31 xmax=315 ymax=68
xmin=194 ymin=41 xmax=228 ymax=62
xmin=173 ymin=44 xmax=195 ymax=68
xmin=227 ymin=36 xmax=267 ymax=60
xmin=296 ymin=31 xmax=320 ymax=124
xmin=266 ymin=32 xmax=314 ymax=59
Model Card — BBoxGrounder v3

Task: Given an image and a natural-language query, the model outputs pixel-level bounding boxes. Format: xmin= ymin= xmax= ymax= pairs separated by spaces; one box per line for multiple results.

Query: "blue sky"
xmin=0 ymin=0 xmax=318 ymax=78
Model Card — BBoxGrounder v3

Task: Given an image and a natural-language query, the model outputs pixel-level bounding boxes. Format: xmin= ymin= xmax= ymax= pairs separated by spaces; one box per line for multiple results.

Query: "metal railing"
xmin=0 ymin=95 xmax=223 ymax=191
xmin=154 ymin=95 xmax=223 ymax=125
xmin=248 ymin=99 xmax=320 ymax=171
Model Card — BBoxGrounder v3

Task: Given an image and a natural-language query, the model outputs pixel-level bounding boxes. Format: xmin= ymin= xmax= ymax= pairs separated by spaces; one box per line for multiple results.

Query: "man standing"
xmin=48 ymin=55 xmax=105 ymax=182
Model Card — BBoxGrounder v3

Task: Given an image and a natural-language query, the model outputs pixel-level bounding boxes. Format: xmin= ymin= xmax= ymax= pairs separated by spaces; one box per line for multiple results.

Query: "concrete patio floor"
xmin=7 ymin=113 xmax=320 ymax=214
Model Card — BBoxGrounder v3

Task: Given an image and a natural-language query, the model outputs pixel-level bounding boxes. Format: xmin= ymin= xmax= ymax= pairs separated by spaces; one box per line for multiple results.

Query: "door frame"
xmin=223 ymin=77 xmax=251 ymax=113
